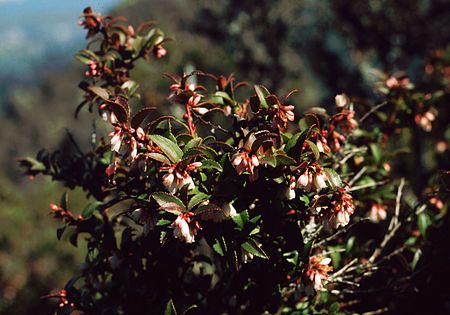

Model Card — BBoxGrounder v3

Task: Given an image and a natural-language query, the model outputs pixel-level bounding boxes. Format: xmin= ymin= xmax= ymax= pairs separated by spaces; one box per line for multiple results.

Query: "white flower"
xmin=335 ymin=93 xmax=349 ymax=108
xmin=369 ymin=203 xmax=387 ymax=222
xmin=110 ymin=131 xmax=122 ymax=152
xmin=223 ymin=201 xmax=237 ymax=218
xmin=297 ymin=172 xmax=310 ymax=190
xmin=172 ymin=214 xmax=195 ymax=243
xmin=162 ymin=172 xmax=177 ymax=194
xmin=313 ymin=172 xmax=328 ymax=190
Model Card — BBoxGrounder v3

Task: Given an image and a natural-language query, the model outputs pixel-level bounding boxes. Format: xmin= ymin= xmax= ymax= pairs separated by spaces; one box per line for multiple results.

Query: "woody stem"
xmin=185 ymin=103 xmax=195 ymax=136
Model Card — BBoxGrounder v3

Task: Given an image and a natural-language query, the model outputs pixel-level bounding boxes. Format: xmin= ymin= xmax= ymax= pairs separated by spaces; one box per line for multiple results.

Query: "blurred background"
xmin=0 ymin=0 xmax=448 ymax=314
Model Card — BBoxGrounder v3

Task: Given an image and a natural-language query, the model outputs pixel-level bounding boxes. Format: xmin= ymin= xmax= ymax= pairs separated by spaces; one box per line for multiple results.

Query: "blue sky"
xmin=0 ymin=0 xmax=120 ymax=79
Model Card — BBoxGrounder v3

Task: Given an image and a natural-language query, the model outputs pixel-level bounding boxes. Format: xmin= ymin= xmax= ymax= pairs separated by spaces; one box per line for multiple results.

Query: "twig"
xmin=191 ymin=111 xmax=234 ymax=136
xmin=348 ymin=166 xmax=368 ymax=187
xmin=360 ymin=101 xmax=388 ymax=123
xmin=359 ymin=307 xmax=389 ymax=315
xmin=369 ymin=178 xmax=405 ymax=263
xmin=331 ymin=258 xmax=358 ymax=279
xmin=333 ymin=147 xmax=367 ymax=170
xmin=313 ymin=218 xmax=370 ymax=248
xmin=349 ymin=180 xmax=390 ymax=192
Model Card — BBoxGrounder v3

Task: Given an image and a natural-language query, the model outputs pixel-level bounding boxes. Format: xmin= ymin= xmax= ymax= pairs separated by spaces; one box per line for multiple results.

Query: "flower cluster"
xmin=303 ymin=255 xmax=333 ymax=295
xmin=329 ymin=189 xmax=355 ymax=229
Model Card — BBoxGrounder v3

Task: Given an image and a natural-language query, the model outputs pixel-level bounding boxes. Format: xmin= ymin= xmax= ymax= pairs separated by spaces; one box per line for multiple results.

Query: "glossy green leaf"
xmin=241 ymin=238 xmax=269 ymax=259
xmin=150 ymin=135 xmax=183 ymax=163
xmin=152 ymin=192 xmax=186 ymax=214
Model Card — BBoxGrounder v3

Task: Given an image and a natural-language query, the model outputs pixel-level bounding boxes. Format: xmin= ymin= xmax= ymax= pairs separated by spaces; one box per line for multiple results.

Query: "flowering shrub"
xmin=19 ymin=7 xmax=449 ymax=315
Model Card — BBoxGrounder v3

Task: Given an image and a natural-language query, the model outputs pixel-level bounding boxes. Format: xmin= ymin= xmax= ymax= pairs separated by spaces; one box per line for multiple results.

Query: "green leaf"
xmin=241 ymin=238 xmax=269 ymax=259
xmin=87 ymin=86 xmax=109 ymax=100
xmin=324 ymin=168 xmax=342 ymax=188
xmin=213 ymin=237 xmax=227 ymax=256
xmin=259 ymin=156 xmax=277 ymax=168
xmin=164 ymin=299 xmax=177 ymax=315
xmin=418 ymin=212 xmax=431 ymax=236
xmin=183 ymin=138 xmax=202 ymax=153
xmin=20 ymin=157 xmax=46 ymax=171
xmin=346 ymin=236 xmax=356 ymax=252
xmin=215 ymin=91 xmax=234 ymax=103
xmin=56 ymin=226 xmax=66 ymax=240
xmin=150 ymin=135 xmax=183 ymax=163
xmin=121 ymin=80 xmax=139 ymax=96
xmin=147 ymin=153 xmax=171 ymax=165
xmin=305 ymin=140 xmax=320 ymax=160
xmin=254 ymin=85 xmax=269 ymax=109
xmin=329 ymin=302 xmax=340 ymax=313
xmin=301 ymin=240 xmax=314 ymax=263
xmin=82 ymin=201 xmax=102 ymax=218
xmin=198 ymin=159 xmax=223 ymax=172
xmin=411 ymin=249 xmax=422 ymax=270
xmin=299 ymin=195 xmax=310 ymax=206
xmin=156 ymin=219 xmax=172 ymax=226
xmin=275 ymin=153 xmax=297 ymax=166
xmin=369 ymin=143 xmax=382 ymax=163
xmin=152 ymin=192 xmax=186 ymax=214
xmin=188 ymin=192 xmax=210 ymax=210
xmin=232 ymin=210 xmax=249 ymax=231
xmin=60 ymin=192 xmax=69 ymax=210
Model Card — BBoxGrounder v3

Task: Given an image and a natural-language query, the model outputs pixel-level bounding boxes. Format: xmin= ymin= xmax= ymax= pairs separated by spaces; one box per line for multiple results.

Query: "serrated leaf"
xmin=324 ymin=168 xmax=342 ymax=188
xmin=188 ymin=192 xmax=210 ymax=210
xmin=150 ymin=135 xmax=183 ymax=163
xmin=198 ymin=159 xmax=223 ymax=172
xmin=241 ymin=238 xmax=269 ymax=259
xmin=152 ymin=192 xmax=186 ymax=214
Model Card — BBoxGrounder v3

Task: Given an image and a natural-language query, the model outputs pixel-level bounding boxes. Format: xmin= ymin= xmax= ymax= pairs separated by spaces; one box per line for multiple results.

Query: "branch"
xmin=369 ymin=178 xmax=405 ymax=263
xmin=360 ymin=101 xmax=388 ymax=123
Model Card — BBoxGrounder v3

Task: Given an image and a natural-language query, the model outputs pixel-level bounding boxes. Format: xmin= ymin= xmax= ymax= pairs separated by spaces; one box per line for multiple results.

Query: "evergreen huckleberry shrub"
xmin=19 ymin=7 xmax=449 ymax=315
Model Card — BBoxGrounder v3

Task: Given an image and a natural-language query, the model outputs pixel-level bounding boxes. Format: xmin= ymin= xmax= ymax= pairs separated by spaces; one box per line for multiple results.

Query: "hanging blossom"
xmin=415 ymin=111 xmax=436 ymax=132
xmin=304 ymin=255 xmax=333 ymax=295
xmin=161 ymin=161 xmax=202 ymax=194
xmin=232 ymin=150 xmax=260 ymax=182
xmin=369 ymin=203 xmax=387 ymax=222
xmin=172 ymin=212 xmax=200 ymax=243
xmin=296 ymin=163 xmax=329 ymax=192
xmin=305 ymin=130 xmax=331 ymax=154
xmin=329 ymin=189 xmax=355 ymax=229
xmin=109 ymin=127 xmax=122 ymax=152
xmin=284 ymin=177 xmax=297 ymax=200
